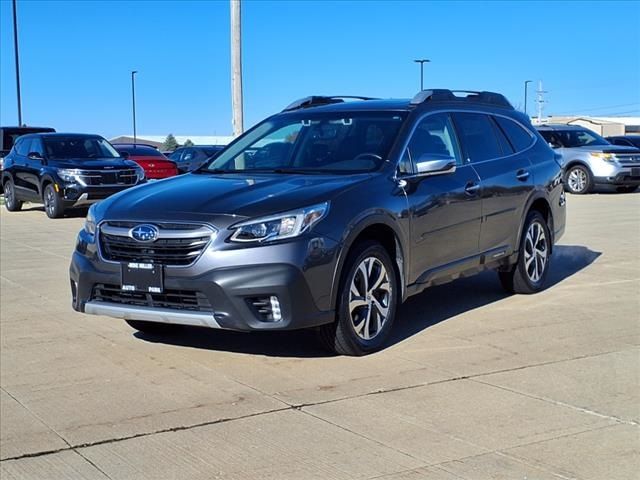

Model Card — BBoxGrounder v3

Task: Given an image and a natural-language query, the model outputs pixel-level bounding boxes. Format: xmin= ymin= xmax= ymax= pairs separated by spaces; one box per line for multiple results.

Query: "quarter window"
xmin=494 ymin=116 xmax=534 ymax=152
xmin=452 ymin=113 xmax=503 ymax=162
xmin=405 ymin=113 xmax=462 ymax=168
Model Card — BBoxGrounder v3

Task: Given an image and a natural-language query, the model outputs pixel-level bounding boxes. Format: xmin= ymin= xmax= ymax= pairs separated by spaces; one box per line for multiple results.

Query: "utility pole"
xmin=413 ymin=59 xmax=430 ymax=91
xmin=524 ymin=80 xmax=532 ymax=116
xmin=535 ymin=80 xmax=547 ymax=125
xmin=12 ymin=0 xmax=23 ymax=126
xmin=131 ymin=71 xmax=138 ymax=146
xmin=230 ymin=0 xmax=244 ymax=137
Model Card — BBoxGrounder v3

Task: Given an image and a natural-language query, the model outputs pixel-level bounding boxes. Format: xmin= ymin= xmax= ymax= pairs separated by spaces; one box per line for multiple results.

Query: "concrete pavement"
xmin=1 ymin=193 xmax=638 ymax=479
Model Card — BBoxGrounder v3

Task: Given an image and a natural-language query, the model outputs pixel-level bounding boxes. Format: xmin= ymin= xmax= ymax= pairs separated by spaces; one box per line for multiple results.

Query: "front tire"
xmin=3 ymin=179 xmax=23 ymax=212
xmin=43 ymin=184 xmax=64 ymax=218
xmin=564 ymin=164 xmax=592 ymax=194
xmin=499 ymin=210 xmax=551 ymax=294
xmin=319 ymin=241 xmax=398 ymax=356
xmin=125 ymin=320 xmax=181 ymax=335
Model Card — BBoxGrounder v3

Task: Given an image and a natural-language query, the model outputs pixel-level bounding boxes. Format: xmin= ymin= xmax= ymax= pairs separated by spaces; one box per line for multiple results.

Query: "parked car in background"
xmin=2 ymin=133 xmax=145 ymax=218
xmin=169 ymin=145 xmax=226 ymax=173
xmin=537 ymin=124 xmax=640 ymax=194
xmin=112 ymin=144 xmax=178 ymax=179
xmin=605 ymin=135 xmax=640 ymax=149
xmin=71 ymin=89 xmax=565 ymax=355
xmin=1 ymin=126 xmax=56 ymax=170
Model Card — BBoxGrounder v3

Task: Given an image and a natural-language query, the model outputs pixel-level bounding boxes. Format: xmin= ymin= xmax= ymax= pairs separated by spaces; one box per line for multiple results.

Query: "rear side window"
xmin=494 ymin=116 xmax=534 ymax=152
xmin=16 ymin=138 xmax=31 ymax=156
xmin=452 ymin=113 xmax=502 ymax=162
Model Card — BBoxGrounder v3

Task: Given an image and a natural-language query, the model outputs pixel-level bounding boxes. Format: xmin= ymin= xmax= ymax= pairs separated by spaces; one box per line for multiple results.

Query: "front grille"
xmin=616 ymin=154 xmax=640 ymax=166
xmin=92 ymin=283 xmax=212 ymax=312
xmin=99 ymin=222 xmax=215 ymax=266
xmin=78 ymin=169 xmax=138 ymax=186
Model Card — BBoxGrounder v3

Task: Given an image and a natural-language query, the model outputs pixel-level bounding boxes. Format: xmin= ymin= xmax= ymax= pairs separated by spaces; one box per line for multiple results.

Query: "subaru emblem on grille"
xmin=129 ymin=224 xmax=159 ymax=242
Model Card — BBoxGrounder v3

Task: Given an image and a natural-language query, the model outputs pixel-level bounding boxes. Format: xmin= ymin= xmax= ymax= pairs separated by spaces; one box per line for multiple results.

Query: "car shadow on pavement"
xmin=134 ymin=245 xmax=601 ymax=357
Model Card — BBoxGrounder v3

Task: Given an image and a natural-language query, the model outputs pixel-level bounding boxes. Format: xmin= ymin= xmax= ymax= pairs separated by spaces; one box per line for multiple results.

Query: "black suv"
xmin=2 ymin=133 xmax=145 ymax=218
xmin=71 ymin=90 xmax=566 ymax=355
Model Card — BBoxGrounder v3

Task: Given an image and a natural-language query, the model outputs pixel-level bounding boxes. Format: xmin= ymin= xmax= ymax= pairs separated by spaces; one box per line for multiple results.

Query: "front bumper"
xmin=69 ymin=233 xmax=338 ymax=331
xmin=594 ymin=171 xmax=640 ymax=186
xmin=61 ymin=183 xmax=140 ymax=207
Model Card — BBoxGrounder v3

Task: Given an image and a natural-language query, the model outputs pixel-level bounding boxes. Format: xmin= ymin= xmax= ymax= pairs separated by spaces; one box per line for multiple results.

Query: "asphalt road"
xmin=1 ymin=193 xmax=639 ymax=479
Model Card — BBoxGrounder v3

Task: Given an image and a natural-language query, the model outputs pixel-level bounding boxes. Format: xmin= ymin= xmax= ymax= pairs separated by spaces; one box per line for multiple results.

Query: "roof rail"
xmin=410 ymin=89 xmax=513 ymax=109
xmin=282 ymin=95 xmax=378 ymax=112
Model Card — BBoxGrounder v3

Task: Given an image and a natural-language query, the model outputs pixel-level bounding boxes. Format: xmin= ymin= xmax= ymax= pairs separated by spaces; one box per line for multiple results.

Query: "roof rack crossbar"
xmin=282 ymin=95 xmax=379 ymax=112
xmin=410 ymin=89 xmax=513 ymax=109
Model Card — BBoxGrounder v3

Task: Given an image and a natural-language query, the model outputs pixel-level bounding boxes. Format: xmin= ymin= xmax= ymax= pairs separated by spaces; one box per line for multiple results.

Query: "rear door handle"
xmin=516 ymin=169 xmax=530 ymax=181
xmin=465 ymin=182 xmax=480 ymax=195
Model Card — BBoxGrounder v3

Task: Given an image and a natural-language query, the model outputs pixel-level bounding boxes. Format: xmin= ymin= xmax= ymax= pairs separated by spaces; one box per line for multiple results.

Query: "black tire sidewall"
xmin=565 ymin=165 xmax=591 ymax=194
xmin=516 ymin=211 xmax=551 ymax=291
xmin=4 ymin=179 xmax=22 ymax=211
xmin=336 ymin=242 xmax=399 ymax=354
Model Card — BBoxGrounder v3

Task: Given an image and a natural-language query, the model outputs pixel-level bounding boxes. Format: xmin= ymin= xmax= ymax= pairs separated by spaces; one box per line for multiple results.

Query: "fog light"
xmin=270 ymin=295 xmax=282 ymax=322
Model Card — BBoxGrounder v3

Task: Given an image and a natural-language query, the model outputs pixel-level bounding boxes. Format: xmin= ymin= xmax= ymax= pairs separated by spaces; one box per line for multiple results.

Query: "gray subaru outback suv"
xmin=71 ymin=89 xmax=566 ymax=355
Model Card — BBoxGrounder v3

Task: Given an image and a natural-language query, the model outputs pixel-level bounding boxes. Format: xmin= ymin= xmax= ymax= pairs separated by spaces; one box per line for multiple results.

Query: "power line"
xmin=554 ymin=102 xmax=640 ymax=116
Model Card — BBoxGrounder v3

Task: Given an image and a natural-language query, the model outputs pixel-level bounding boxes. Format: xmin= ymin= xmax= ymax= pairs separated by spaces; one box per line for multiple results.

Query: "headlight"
xmin=84 ymin=204 xmax=97 ymax=235
xmin=57 ymin=168 xmax=83 ymax=183
xmin=135 ymin=166 xmax=145 ymax=182
xmin=591 ymin=152 xmax=616 ymax=163
xmin=230 ymin=202 xmax=329 ymax=243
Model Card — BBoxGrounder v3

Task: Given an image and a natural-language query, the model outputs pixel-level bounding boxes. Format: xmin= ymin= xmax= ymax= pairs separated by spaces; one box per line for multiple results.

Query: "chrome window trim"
xmin=394 ymin=108 xmax=538 ymax=177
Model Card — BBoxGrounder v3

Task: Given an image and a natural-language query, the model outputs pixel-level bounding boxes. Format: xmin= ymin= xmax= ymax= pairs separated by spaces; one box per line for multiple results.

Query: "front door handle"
xmin=465 ymin=182 xmax=480 ymax=195
xmin=516 ymin=169 xmax=530 ymax=181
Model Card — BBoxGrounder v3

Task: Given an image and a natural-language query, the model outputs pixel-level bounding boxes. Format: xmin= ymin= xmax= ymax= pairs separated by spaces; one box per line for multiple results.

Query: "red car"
xmin=113 ymin=144 xmax=178 ymax=179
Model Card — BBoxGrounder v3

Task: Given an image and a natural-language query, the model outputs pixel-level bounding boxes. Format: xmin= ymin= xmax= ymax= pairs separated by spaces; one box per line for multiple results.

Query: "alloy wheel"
xmin=567 ymin=167 xmax=587 ymax=193
xmin=349 ymin=256 xmax=392 ymax=340
xmin=4 ymin=182 xmax=14 ymax=207
xmin=45 ymin=187 xmax=56 ymax=216
xmin=524 ymin=221 xmax=548 ymax=283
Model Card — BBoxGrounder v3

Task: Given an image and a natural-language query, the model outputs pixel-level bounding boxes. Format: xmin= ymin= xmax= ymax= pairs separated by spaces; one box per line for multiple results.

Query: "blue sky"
xmin=1 ymin=0 xmax=639 ymax=138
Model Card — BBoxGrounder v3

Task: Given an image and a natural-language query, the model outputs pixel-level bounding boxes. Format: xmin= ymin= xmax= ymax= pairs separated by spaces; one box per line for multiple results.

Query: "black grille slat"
xmin=99 ymin=222 xmax=213 ymax=266
xmin=92 ymin=284 xmax=212 ymax=312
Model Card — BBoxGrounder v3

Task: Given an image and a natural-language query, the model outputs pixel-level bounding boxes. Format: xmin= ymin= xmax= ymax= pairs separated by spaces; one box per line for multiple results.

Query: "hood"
xmin=567 ymin=145 xmax=640 ymax=154
xmin=51 ymin=157 xmax=139 ymax=169
xmin=97 ymin=171 xmax=371 ymax=227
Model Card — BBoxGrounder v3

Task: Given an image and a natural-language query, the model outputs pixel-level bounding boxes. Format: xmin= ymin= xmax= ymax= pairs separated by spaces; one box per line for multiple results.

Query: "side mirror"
xmin=415 ymin=155 xmax=457 ymax=176
xmin=120 ymin=151 xmax=130 ymax=159
xmin=548 ymin=142 xmax=560 ymax=149
xmin=28 ymin=152 xmax=43 ymax=161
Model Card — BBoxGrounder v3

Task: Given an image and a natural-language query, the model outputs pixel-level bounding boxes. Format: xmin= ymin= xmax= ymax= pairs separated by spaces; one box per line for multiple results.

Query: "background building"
xmin=538 ymin=116 xmax=640 ymax=136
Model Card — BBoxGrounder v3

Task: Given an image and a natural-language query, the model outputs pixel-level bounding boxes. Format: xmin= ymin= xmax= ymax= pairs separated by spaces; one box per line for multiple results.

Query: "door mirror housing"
xmin=415 ymin=155 xmax=457 ymax=176
xmin=27 ymin=151 xmax=44 ymax=161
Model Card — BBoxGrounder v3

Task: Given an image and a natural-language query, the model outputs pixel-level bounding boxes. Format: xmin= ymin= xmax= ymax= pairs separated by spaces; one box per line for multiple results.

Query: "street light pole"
xmin=413 ymin=59 xmax=430 ymax=91
xmin=131 ymin=71 xmax=138 ymax=146
xmin=230 ymin=0 xmax=244 ymax=137
xmin=12 ymin=0 xmax=23 ymax=126
xmin=524 ymin=80 xmax=532 ymax=116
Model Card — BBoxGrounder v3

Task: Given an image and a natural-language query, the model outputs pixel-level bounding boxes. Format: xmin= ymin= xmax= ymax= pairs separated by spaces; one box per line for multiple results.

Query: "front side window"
xmin=540 ymin=129 xmax=609 ymax=148
xmin=44 ymin=137 xmax=120 ymax=159
xmin=15 ymin=138 xmax=31 ymax=156
xmin=404 ymin=113 xmax=462 ymax=169
xmin=452 ymin=113 xmax=503 ymax=162
xmin=205 ymin=112 xmax=407 ymax=174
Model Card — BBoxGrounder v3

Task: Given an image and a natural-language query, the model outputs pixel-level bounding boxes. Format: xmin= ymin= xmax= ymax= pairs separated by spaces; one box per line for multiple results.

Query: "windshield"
xmin=540 ymin=129 xmax=609 ymax=148
xmin=44 ymin=137 xmax=121 ymax=159
xmin=204 ymin=112 xmax=407 ymax=174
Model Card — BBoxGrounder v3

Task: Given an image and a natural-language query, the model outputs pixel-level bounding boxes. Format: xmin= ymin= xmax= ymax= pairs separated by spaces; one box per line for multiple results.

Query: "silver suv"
xmin=537 ymin=124 xmax=640 ymax=194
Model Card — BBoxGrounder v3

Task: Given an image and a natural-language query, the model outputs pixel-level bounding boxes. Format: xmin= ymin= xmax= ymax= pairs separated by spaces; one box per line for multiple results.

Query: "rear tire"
xmin=499 ymin=210 xmax=551 ymax=294
xmin=318 ymin=241 xmax=398 ymax=356
xmin=564 ymin=164 xmax=592 ymax=194
xmin=3 ymin=179 xmax=23 ymax=212
xmin=616 ymin=186 xmax=638 ymax=193
xmin=125 ymin=320 xmax=181 ymax=335
xmin=43 ymin=184 xmax=64 ymax=218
